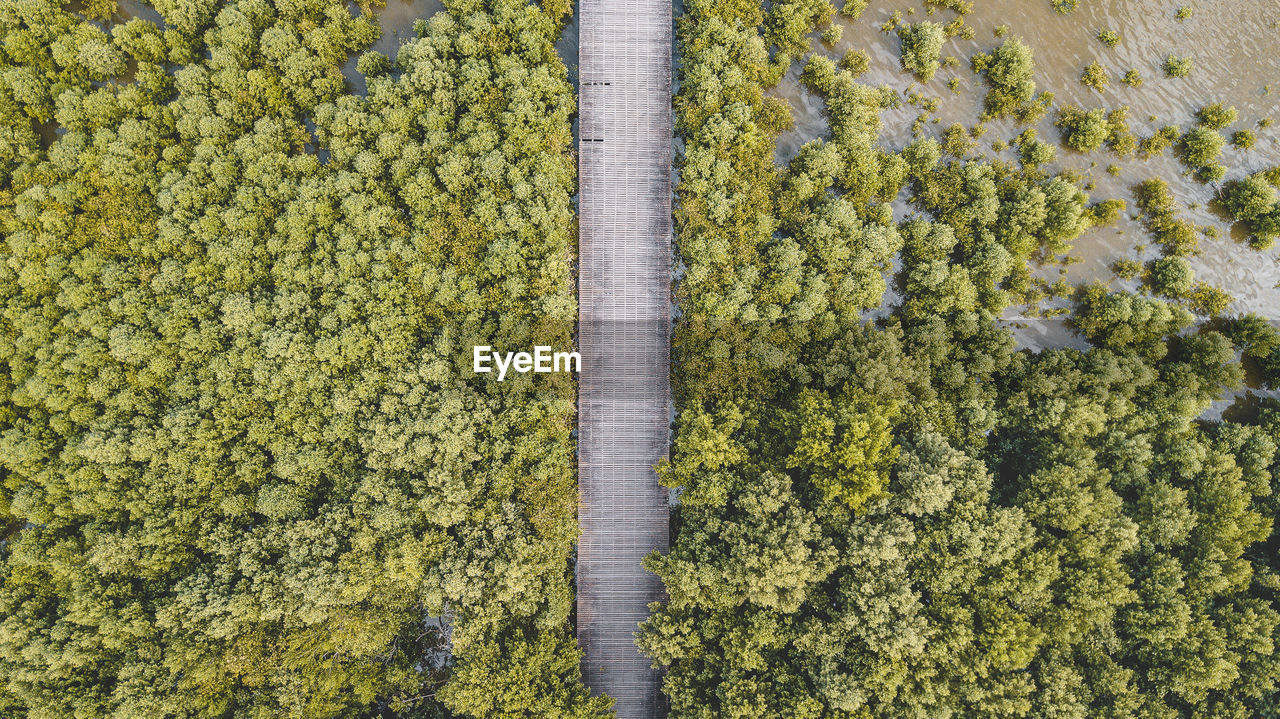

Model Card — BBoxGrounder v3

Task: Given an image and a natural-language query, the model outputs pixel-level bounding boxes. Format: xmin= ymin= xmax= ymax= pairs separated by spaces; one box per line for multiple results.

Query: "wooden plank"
xmin=576 ymin=0 xmax=672 ymax=715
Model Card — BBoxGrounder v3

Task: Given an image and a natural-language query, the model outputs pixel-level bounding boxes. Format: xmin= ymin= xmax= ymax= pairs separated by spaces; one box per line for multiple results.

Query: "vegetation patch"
xmin=1180 ymin=126 xmax=1227 ymax=181
xmin=1232 ymin=129 xmax=1258 ymax=149
xmin=1219 ymin=173 xmax=1280 ymax=249
xmin=899 ymin=22 xmax=947 ymax=81
xmin=972 ymin=37 xmax=1053 ymax=122
xmin=1138 ymin=124 xmax=1182 ymax=157
xmin=1057 ymin=106 xmax=1110 ymax=152
xmin=1081 ymin=61 xmax=1110 ymax=90
xmin=1164 ymin=54 xmax=1193 ymax=78
xmin=1227 ymin=314 xmax=1280 ymax=387
xmin=652 ymin=6 xmax=1280 ymax=717
xmin=0 ymin=0 xmax=604 ymax=716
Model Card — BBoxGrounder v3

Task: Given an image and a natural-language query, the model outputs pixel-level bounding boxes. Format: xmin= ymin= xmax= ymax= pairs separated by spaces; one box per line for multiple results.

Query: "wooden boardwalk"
xmin=575 ymin=0 xmax=672 ymax=715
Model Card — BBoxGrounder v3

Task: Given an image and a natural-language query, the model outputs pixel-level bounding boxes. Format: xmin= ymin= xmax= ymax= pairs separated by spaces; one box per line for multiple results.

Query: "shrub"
xmin=1087 ymin=198 xmax=1128 ymax=225
xmin=1164 ymin=55 xmax=1193 ymax=78
xmin=1227 ymin=313 xmax=1280 ymax=361
xmin=972 ymin=37 xmax=1051 ymax=122
xmin=1112 ymin=258 xmax=1143 ymax=278
xmin=1188 ymin=283 xmax=1232 ymax=315
xmin=1057 ymin=106 xmax=1110 ymax=152
xmin=942 ymin=17 xmax=974 ymax=39
xmin=1138 ymin=125 xmax=1181 ymax=157
xmin=1105 ymin=107 xmax=1138 ymax=156
xmin=842 ymin=0 xmax=869 ymax=18
xmin=941 ymin=123 xmax=976 ymax=157
xmin=1176 ymin=5 xmax=1193 ymax=20
xmin=899 ymin=22 xmax=946 ymax=81
xmin=1219 ymin=174 xmax=1280 ymax=249
xmin=925 ymin=0 xmax=975 ymax=14
xmin=800 ymin=54 xmax=840 ymax=95
xmin=1196 ymin=103 xmax=1237 ymax=130
xmin=822 ymin=23 xmax=843 ymax=44
xmin=1073 ymin=284 xmax=1194 ymax=359
xmin=1250 ymin=211 xmax=1280 ymax=249
xmin=356 ymin=50 xmax=391 ymax=77
xmin=1241 ymin=318 xmax=1280 ymax=384
xmin=1179 ymin=127 xmax=1226 ymax=180
xmin=1135 ymin=178 xmax=1201 ymax=255
xmin=1097 ymin=29 xmax=1120 ymax=47
xmin=1081 ymin=61 xmax=1109 ymax=90
xmin=1121 ymin=69 xmax=1142 ymax=87
xmin=1145 ymin=256 xmax=1194 ymax=297
xmin=839 ymin=49 xmax=870 ymax=76
xmin=1016 ymin=128 xmax=1057 ymax=167
xmin=1231 ymin=130 xmax=1257 ymax=149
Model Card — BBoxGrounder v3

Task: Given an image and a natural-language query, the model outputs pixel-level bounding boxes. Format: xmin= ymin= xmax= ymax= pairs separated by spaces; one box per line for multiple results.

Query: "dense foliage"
xmin=646 ymin=1 xmax=1280 ymax=717
xmin=971 ymin=36 xmax=1051 ymax=123
xmin=897 ymin=21 xmax=944 ymax=82
xmin=6 ymin=0 xmax=1279 ymax=717
xmin=0 ymin=0 xmax=604 ymax=716
xmin=1057 ymin=105 xmax=1110 ymax=152
xmin=1228 ymin=314 xmax=1280 ymax=389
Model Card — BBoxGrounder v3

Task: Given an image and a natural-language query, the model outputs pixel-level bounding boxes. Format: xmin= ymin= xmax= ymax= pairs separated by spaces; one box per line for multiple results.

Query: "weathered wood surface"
xmin=575 ymin=0 xmax=672 ymax=715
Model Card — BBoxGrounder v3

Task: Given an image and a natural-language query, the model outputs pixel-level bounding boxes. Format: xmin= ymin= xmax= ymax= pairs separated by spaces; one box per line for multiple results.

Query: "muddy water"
xmin=772 ymin=0 xmax=1280 ymax=356
xmin=360 ymin=0 xmax=445 ymax=59
xmin=114 ymin=0 xmax=163 ymax=24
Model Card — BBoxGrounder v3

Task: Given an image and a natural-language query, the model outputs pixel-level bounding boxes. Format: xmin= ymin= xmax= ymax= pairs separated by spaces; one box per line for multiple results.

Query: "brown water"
xmin=114 ymin=0 xmax=163 ymax=24
xmin=362 ymin=0 xmax=444 ymax=57
xmin=772 ymin=0 xmax=1280 ymax=353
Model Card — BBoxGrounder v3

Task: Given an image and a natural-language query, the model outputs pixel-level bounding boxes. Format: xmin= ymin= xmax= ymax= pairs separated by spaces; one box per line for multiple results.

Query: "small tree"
xmin=899 ymin=22 xmax=946 ymax=81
